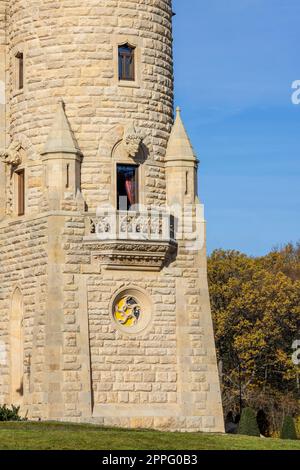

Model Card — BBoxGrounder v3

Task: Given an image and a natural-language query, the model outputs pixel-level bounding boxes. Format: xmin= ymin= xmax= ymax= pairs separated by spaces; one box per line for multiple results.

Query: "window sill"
xmin=12 ymin=89 xmax=24 ymax=98
xmin=118 ymin=80 xmax=140 ymax=89
xmin=5 ymin=213 xmax=27 ymax=224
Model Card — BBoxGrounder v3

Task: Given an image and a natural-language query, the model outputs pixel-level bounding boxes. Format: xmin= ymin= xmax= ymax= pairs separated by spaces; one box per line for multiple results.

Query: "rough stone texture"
xmin=0 ymin=1 xmax=8 ymax=214
xmin=0 ymin=0 xmax=224 ymax=432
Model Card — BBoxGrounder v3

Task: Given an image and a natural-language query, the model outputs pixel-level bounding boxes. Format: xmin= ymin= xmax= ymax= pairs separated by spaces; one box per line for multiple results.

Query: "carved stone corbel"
xmin=0 ymin=141 xmax=23 ymax=215
xmin=123 ymin=123 xmax=143 ymax=158
xmin=0 ymin=141 xmax=22 ymax=167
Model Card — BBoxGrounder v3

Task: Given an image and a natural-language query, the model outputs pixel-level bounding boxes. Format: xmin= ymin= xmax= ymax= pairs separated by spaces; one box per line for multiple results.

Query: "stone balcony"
xmin=83 ymin=209 xmax=177 ymax=271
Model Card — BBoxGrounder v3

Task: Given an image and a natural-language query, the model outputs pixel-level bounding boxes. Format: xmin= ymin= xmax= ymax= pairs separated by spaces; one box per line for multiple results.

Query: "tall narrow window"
xmin=66 ymin=163 xmax=70 ymax=188
xmin=117 ymin=164 xmax=138 ymax=210
xmin=17 ymin=169 xmax=25 ymax=216
xmin=16 ymin=52 xmax=24 ymax=90
xmin=118 ymin=44 xmax=135 ymax=81
xmin=10 ymin=288 xmax=24 ymax=406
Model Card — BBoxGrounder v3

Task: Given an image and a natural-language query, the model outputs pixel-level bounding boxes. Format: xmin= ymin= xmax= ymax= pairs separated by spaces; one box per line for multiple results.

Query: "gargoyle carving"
xmin=0 ymin=141 xmax=22 ymax=167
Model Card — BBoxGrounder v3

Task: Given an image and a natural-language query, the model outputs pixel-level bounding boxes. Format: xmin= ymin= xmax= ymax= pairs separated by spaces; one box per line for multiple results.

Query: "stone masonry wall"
xmin=0 ymin=0 xmax=225 ymax=432
xmin=57 ymin=213 xmax=224 ymax=432
xmin=0 ymin=1 xmax=8 ymax=215
xmin=172 ymin=243 xmax=225 ymax=432
xmin=0 ymin=216 xmax=48 ymax=411
xmin=0 ymin=211 xmax=224 ymax=431
xmin=87 ymin=274 xmax=177 ymax=408
xmin=0 ymin=1 xmax=8 ymax=138
xmin=58 ymin=213 xmax=177 ymax=421
xmin=6 ymin=0 xmax=174 ymax=213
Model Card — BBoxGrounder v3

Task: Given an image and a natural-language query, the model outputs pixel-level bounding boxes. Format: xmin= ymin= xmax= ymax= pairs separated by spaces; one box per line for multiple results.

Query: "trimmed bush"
xmin=280 ymin=416 xmax=298 ymax=440
xmin=0 ymin=404 xmax=23 ymax=421
xmin=238 ymin=407 xmax=260 ymax=437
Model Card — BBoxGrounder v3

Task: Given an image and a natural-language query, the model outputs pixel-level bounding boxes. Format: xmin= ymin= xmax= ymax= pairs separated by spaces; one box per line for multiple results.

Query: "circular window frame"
xmin=110 ymin=287 xmax=152 ymax=335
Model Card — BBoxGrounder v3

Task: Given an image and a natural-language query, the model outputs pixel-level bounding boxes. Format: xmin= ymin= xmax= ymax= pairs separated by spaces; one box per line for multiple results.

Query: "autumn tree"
xmin=208 ymin=244 xmax=300 ymax=431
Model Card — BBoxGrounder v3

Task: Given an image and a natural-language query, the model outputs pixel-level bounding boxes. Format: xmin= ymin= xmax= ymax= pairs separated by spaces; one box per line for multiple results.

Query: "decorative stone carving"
xmin=88 ymin=209 xmax=173 ymax=241
xmin=0 ymin=141 xmax=22 ymax=167
xmin=0 ymin=142 xmax=23 ymax=215
xmin=84 ymin=208 xmax=177 ymax=271
xmin=123 ymin=123 xmax=143 ymax=158
xmin=111 ymin=288 xmax=153 ymax=335
xmin=114 ymin=295 xmax=141 ymax=327
xmin=84 ymin=239 xmax=177 ymax=271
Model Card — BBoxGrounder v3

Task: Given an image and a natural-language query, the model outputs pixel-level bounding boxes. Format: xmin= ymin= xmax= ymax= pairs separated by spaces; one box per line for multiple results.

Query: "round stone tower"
xmin=0 ymin=1 xmax=8 ymax=214
xmin=6 ymin=0 xmax=174 ymax=211
xmin=0 ymin=0 xmax=224 ymax=433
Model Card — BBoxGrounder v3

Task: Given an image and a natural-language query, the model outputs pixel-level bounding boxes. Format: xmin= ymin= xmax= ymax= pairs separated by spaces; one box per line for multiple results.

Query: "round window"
xmin=114 ymin=296 xmax=141 ymax=328
xmin=111 ymin=288 xmax=152 ymax=335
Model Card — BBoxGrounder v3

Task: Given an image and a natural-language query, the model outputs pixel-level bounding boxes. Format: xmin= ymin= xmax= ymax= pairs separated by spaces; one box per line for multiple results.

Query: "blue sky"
xmin=172 ymin=0 xmax=300 ymax=255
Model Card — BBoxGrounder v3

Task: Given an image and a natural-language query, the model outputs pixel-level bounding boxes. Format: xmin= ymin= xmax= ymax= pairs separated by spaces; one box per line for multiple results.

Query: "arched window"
xmin=10 ymin=288 xmax=24 ymax=405
xmin=118 ymin=44 xmax=135 ymax=81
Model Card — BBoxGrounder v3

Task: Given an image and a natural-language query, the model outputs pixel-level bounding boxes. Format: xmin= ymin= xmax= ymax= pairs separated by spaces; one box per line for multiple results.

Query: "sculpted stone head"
xmin=123 ymin=123 xmax=143 ymax=158
xmin=0 ymin=141 xmax=22 ymax=167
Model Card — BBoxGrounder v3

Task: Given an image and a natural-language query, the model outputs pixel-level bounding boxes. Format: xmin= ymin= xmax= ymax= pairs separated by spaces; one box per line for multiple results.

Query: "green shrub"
xmin=0 ymin=404 xmax=23 ymax=422
xmin=238 ymin=407 xmax=260 ymax=437
xmin=280 ymin=416 xmax=298 ymax=440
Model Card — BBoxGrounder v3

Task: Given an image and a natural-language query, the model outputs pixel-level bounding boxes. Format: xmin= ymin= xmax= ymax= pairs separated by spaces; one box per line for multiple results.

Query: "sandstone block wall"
xmin=6 ymin=0 xmax=174 ymax=212
xmin=0 ymin=1 xmax=8 ymax=214
xmin=0 ymin=0 xmax=225 ymax=432
xmin=0 ymin=216 xmax=47 ymax=409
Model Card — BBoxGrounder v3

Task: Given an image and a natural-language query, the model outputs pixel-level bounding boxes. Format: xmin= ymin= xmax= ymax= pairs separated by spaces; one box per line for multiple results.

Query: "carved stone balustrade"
xmin=84 ymin=209 xmax=177 ymax=271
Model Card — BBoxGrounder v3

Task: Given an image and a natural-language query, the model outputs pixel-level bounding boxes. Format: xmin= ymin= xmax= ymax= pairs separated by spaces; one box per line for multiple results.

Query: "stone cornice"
xmin=83 ymin=238 xmax=177 ymax=271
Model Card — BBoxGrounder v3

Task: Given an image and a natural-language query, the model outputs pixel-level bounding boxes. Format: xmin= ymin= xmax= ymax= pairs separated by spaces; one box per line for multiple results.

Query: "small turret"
xmin=41 ymin=99 xmax=82 ymax=210
xmin=165 ymin=107 xmax=198 ymax=206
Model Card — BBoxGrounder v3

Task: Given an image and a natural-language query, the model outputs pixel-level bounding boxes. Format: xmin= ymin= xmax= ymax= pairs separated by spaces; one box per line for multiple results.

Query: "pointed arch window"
xmin=118 ymin=44 xmax=135 ymax=81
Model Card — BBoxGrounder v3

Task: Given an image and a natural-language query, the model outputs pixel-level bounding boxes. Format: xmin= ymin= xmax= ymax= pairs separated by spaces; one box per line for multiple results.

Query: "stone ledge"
xmin=83 ymin=238 xmax=177 ymax=272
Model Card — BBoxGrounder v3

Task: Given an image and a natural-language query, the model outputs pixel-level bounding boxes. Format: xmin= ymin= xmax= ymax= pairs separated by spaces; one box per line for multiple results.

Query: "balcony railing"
xmin=83 ymin=208 xmax=177 ymax=271
xmin=86 ymin=209 xmax=175 ymax=242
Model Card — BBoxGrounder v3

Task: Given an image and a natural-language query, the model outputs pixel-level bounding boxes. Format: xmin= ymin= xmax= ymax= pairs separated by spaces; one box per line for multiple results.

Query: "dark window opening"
xmin=17 ymin=169 xmax=25 ymax=216
xmin=16 ymin=52 xmax=24 ymax=90
xmin=117 ymin=164 xmax=138 ymax=210
xmin=66 ymin=163 xmax=70 ymax=188
xmin=118 ymin=44 xmax=135 ymax=81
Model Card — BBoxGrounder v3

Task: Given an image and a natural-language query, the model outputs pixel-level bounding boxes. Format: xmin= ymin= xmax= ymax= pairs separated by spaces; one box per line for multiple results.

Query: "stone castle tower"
xmin=0 ymin=0 xmax=224 ymax=432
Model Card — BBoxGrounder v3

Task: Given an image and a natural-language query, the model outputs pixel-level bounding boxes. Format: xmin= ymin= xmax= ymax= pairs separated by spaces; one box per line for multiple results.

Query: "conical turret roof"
xmin=165 ymin=107 xmax=197 ymax=163
xmin=42 ymin=99 xmax=82 ymax=155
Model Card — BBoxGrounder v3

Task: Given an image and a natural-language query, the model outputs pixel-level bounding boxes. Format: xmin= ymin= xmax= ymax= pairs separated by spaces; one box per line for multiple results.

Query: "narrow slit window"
xmin=117 ymin=164 xmax=138 ymax=210
xmin=66 ymin=163 xmax=70 ymax=188
xmin=16 ymin=52 xmax=24 ymax=90
xmin=118 ymin=44 xmax=135 ymax=81
xmin=185 ymin=171 xmax=188 ymax=195
xmin=17 ymin=169 xmax=25 ymax=216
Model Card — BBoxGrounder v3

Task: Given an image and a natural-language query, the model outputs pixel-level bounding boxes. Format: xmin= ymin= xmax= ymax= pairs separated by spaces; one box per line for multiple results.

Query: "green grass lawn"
xmin=0 ymin=422 xmax=299 ymax=450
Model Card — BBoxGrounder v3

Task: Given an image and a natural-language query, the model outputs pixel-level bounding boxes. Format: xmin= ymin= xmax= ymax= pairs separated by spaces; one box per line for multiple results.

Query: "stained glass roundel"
xmin=111 ymin=288 xmax=152 ymax=335
xmin=114 ymin=296 xmax=141 ymax=328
